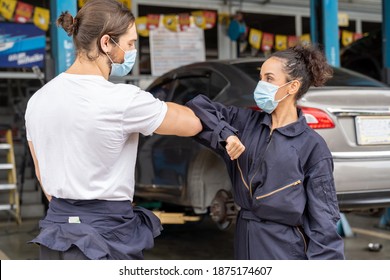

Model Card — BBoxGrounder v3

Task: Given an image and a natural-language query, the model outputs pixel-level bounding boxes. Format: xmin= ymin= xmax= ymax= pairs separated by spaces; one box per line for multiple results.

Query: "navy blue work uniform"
xmin=29 ymin=198 xmax=162 ymax=260
xmin=186 ymin=95 xmax=345 ymax=260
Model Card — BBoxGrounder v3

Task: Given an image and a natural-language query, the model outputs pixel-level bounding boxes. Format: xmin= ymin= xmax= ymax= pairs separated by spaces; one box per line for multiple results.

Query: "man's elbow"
xmin=178 ymin=117 xmax=202 ymax=136
xmin=187 ymin=118 xmax=202 ymax=136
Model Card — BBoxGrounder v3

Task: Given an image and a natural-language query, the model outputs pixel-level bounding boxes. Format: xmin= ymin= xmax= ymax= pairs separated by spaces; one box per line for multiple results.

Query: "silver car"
xmin=136 ymin=58 xmax=390 ymax=228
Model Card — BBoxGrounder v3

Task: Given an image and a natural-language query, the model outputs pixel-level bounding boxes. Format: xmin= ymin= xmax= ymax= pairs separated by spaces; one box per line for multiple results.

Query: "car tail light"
xmin=249 ymin=106 xmax=335 ymax=129
xmin=300 ymin=107 xmax=335 ymax=129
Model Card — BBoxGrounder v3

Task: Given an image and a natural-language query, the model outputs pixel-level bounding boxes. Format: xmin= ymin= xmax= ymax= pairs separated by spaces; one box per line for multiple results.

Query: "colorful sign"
xmin=163 ymin=14 xmax=178 ymax=32
xmin=147 ymin=14 xmax=160 ymax=30
xmin=78 ymin=0 xmax=132 ymax=9
xmin=0 ymin=0 xmax=17 ymax=20
xmin=33 ymin=6 xmax=50 ymax=31
xmin=275 ymin=34 xmax=287 ymax=51
xmin=179 ymin=13 xmax=191 ymax=31
xmin=14 ymin=1 xmax=33 ymax=23
xmin=135 ymin=16 xmax=149 ymax=37
xmin=287 ymin=35 xmax=298 ymax=48
xmin=0 ymin=22 xmax=45 ymax=68
xmin=249 ymin=28 xmax=262 ymax=50
xmin=1 ymin=0 xmax=49 ymax=31
xmin=261 ymin=32 xmax=274 ymax=52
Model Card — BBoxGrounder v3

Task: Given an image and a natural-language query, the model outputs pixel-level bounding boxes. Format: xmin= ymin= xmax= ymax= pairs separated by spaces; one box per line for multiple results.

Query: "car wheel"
xmin=187 ymin=150 xmax=233 ymax=221
xmin=210 ymin=189 xmax=237 ymax=230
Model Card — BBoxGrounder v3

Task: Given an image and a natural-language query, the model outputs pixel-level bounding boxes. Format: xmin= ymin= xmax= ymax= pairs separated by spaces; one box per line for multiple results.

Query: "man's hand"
xmin=226 ymin=135 xmax=245 ymax=160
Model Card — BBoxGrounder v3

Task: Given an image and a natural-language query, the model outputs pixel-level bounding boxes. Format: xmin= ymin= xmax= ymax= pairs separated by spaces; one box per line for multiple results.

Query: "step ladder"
xmin=0 ymin=125 xmax=21 ymax=224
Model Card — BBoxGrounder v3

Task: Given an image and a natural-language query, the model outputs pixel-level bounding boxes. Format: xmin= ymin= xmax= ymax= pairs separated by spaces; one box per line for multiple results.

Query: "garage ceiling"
xmin=7 ymin=0 xmax=384 ymax=15
xmin=226 ymin=0 xmax=382 ymax=13
xmin=231 ymin=0 xmax=381 ymax=4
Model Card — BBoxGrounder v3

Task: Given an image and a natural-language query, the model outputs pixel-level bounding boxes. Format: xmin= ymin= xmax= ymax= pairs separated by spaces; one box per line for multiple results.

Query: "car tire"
xmin=187 ymin=149 xmax=232 ymax=215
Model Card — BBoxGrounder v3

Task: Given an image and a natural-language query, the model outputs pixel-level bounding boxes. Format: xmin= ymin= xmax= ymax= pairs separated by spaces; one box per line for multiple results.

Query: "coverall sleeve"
xmin=186 ymin=94 xmax=245 ymax=151
xmin=303 ymin=157 xmax=345 ymax=260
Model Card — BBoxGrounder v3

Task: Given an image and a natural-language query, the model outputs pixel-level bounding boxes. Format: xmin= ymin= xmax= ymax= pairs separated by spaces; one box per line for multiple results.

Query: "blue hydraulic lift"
xmin=379 ymin=0 xmax=390 ymax=229
xmin=383 ymin=0 xmax=390 ymax=85
xmin=310 ymin=0 xmax=340 ymax=67
xmin=49 ymin=0 xmax=77 ymax=78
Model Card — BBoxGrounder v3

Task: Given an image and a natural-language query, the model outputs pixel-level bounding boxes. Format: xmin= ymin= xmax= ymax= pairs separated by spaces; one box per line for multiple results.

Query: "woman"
xmin=186 ymin=45 xmax=345 ymax=259
xmin=25 ymin=0 xmax=202 ymax=260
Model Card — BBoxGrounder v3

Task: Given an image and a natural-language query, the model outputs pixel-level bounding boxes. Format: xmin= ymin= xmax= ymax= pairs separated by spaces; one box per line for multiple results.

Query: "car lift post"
xmin=310 ymin=0 xmax=340 ymax=67
xmin=383 ymin=0 xmax=390 ymax=85
xmin=337 ymin=213 xmax=354 ymax=238
xmin=50 ymin=0 xmax=77 ymax=77
xmin=378 ymin=208 xmax=390 ymax=229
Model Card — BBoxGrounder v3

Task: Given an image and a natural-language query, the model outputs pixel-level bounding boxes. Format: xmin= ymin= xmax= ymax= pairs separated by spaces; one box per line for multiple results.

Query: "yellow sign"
xmin=33 ymin=6 xmax=50 ymax=31
xmin=0 ymin=0 xmax=17 ymax=20
xmin=79 ymin=0 xmax=131 ymax=9
xmin=78 ymin=0 xmax=88 ymax=8
xmin=218 ymin=13 xmax=230 ymax=26
xmin=342 ymin=30 xmax=354 ymax=46
xmin=300 ymin=34 xmax=311 ymax=46
xmin=135 ymin=16 xmax=149 ymax=37
xmin=275 ymin=34 xmax=287 ymax=51
xmin=338 ymin=13 xmax=349 ymax=27
xmin=191 ymin=11 xmax=206 ymax=29
xmin=117 ymin=0 xmax=131 ymax=9
xmin=249 ymin=28 xmax=262 ymax=50
xmin=163 ymin=14 xmax=178 ymax=32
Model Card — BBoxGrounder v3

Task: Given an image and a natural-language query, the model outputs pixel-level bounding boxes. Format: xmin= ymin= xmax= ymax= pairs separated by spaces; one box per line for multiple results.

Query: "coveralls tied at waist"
xmin=29 ymin=197 xmax=162 ymax=260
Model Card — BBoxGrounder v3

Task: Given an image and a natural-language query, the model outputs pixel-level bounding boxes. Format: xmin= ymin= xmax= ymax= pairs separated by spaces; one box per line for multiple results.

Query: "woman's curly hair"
xmin=270 ymin=44 xmax=333 ymax=100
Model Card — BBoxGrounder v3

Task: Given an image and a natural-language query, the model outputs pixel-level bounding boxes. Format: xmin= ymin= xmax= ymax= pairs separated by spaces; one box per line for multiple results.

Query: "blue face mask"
xmin=106 ymin=39 xmax=137 ymax=77
xmin=253 ymin=80 xmax=292 ymax=114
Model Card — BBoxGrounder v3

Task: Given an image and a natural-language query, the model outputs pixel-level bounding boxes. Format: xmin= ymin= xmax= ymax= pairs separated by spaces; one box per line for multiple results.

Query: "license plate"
xmin=355 ymin=116 xmax=390 ymax=145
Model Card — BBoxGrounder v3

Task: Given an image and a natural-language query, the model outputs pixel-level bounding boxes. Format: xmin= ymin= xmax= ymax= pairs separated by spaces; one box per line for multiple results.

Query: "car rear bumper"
xmin=337 ymin=190 xmax=390 ymax=210
xmin=332 ymin=152 xmax=390 ymax=209
xmin=332 ymin=151 xmax=390 ymax=160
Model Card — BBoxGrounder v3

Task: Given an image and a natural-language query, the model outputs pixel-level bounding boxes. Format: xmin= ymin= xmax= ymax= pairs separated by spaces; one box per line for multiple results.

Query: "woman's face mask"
xmin=106 ymin=38 xmax=137 ymax=77
xmin=253 ymin=80 xmax=292 ymax=114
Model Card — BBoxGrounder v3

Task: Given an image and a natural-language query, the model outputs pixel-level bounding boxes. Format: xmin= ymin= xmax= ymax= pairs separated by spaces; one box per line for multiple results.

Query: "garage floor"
xmin=0 ymin=211 xmax=389 ymax=260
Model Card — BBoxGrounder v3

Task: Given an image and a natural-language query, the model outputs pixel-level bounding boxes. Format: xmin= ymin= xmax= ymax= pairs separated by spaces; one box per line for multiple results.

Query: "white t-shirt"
xmin=25 ymin=73 xmax=167 ymax=201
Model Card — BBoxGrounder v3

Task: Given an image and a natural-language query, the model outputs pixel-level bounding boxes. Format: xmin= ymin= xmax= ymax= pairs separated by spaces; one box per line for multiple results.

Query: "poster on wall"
xmin=0 ymin=22 xmax=45 ymax=68
xmin=149 ymin=24 xmax=205 ymax=76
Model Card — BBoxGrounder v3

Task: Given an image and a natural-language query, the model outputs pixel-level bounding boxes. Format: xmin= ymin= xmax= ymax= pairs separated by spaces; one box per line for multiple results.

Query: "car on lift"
xmin=134 ymin=58 xmax=390 ymax=229
xmin=341 ymin=29 xmax=382 ymax=81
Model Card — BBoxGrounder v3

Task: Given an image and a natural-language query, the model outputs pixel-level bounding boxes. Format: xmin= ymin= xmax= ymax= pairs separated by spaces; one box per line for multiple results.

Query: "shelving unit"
xmin=0 ymin=126 xmax=21 ymax=224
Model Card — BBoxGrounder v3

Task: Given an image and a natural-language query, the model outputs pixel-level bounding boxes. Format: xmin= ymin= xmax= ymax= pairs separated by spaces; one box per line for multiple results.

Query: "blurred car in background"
xmin=341 ymin=29 xmax=382 ymax=81
xmin=135 ymin=58 xmax=390 ymax=229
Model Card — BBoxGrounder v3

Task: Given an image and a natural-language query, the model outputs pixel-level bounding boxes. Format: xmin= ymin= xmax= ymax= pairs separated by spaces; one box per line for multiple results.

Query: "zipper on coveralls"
xmin=237 ymin=130 xmax=274 ymax=197
xmin=255 ymin=180 xmax=302 ymax=200
xmin=296 ymin=226 xmax=308 ymax=253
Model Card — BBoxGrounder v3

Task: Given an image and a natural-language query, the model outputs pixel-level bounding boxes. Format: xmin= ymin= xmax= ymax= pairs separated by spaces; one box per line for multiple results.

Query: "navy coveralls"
xmin=187 ymin=95 xmax=345 ymax=260
xmin=29 ymin=198 xmax=162 ymax=260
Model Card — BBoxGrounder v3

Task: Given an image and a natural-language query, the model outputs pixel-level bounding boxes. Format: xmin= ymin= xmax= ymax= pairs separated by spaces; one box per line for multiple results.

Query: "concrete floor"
xmin=0 ymin=211 xmax=389 ymax=260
